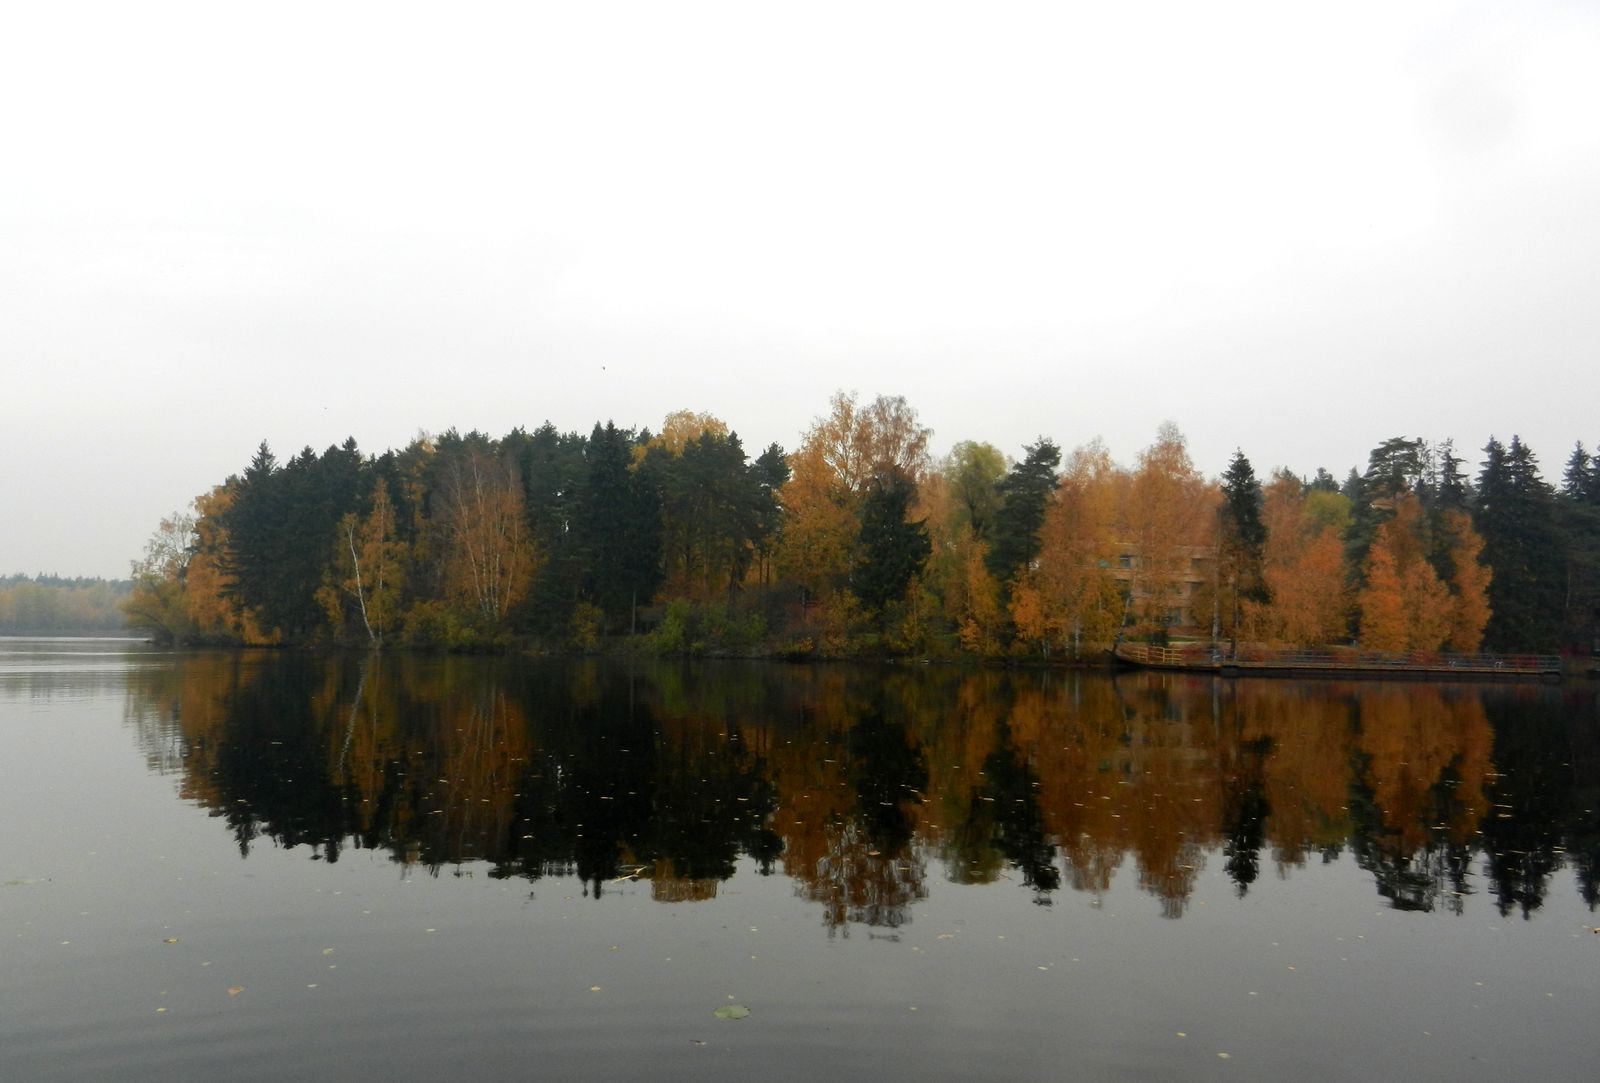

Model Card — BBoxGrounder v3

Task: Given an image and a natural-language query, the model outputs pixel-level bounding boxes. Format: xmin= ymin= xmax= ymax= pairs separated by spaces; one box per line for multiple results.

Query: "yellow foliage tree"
xmin=954 ymin=534 xmax=1003 ymax=655
xmin=1122 ymin=423 xmax=1212 ymax=633
xmin=183 ymin=483 xmax=256 ymax=642
xmin=1029 ymin=440 xmax=1125 ymax=654
xmin=1008 ymin=580 xmax=1047 ymax=653
xmin=1439 ymin=509 xmax=1492 ymax=652
xmin=775 ymin=391 xmax=932 ymax=599
xmin=121 ymin=510 xmax=197 ymax=644
xmin=434 ymin=447 xmax=536 ymax=625
xmin=318 ymin=478 xmax=407 ymax=647
xmin=649 ymin=409 xmax=729 ymax=457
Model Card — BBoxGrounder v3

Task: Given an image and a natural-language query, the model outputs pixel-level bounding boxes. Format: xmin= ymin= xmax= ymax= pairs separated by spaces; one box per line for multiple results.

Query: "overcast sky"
xmin=4 ymin=0 xmax=1598 ymax=578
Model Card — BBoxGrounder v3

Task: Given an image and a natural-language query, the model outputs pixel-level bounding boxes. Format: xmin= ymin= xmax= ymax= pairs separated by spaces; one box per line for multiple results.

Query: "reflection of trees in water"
xmin=1220 ymin=736 xmax=1272 ymax=897
xmin=1477 ymin=690 xmax=1576 ymax=918
xmin=790 ymin=709 xmax=930 ymax=934
xmin=492 ymin=670 xmax=782 ymax=899
xmin=121 ymin=657 xmax=1600 ymax=924
xmin=978 ymin=720 xmax=1060 ymax=900
xmin=1344 ymin=688 xmax=1492 ymax=914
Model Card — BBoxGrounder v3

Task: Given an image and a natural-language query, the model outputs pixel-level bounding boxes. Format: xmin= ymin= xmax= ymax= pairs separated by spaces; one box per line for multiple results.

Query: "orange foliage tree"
xmin=1358 ymin=496 xmax=1452 ymax=650
xmin=1024 ymin=439 xmax=1125 ymax=654
xmin=1248 ymin=474 xmax=1351 ymax=645
xmin=1438 ymin=509 xmax=1492 ymax=652
xmin=1121 ymin=423 xmax=1212 ymax=633
xmin=776 ymin=391 xmax=932 ymax=604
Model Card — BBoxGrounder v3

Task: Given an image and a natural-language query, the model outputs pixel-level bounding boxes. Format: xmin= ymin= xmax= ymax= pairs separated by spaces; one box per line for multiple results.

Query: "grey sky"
xmin=4 ymin=1 xmax=1597 ymax=578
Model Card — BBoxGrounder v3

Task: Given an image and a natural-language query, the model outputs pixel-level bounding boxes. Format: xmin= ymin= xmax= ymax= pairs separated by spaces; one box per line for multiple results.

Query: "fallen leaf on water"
xmin=227 ymin=987 xmax=244 ymax=997
xmin=713 ymin=1005 xmax=750 ymax=1020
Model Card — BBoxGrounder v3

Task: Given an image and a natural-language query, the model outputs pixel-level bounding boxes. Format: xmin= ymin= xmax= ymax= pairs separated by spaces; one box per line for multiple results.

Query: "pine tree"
xmin=986 ymin=439 xmax=1061 ymax=587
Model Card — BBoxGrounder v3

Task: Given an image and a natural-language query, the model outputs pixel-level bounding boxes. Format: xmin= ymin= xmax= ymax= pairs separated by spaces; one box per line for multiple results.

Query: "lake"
xmin=3 ymin=638 xmax=1597 ymax=1081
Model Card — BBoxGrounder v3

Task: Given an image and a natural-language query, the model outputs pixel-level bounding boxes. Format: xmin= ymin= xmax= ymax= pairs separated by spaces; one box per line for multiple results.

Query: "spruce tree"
xmin=1476 ymin=436 xmax=1564 ymax=651
xmin=854 ymin=470 xmax=931 ymax=612
xmin=986 ymin=439 xmax=1061 ymax=587
xmin=1219 ymin=450 xmax=1269 ymax=647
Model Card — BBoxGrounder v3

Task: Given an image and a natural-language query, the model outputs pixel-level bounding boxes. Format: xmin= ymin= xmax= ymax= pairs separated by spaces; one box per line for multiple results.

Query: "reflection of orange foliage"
xmin=1356 ymin=687 xmax=1491 ymax=856
xmin=1235 ymin=684 xmax=1354 ymax=866
xmin=125 ymin=653 xmax=250 ymax=803
xmin=772 ymin=734 xmax=928 ymax=932
xmin=127 ymin=656 xmax=1510 ymax=923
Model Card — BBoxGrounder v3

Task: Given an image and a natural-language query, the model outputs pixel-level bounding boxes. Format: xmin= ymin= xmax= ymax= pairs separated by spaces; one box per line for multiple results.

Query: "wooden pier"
xmin=1113 ymin=642 xmax=1562 ymax=680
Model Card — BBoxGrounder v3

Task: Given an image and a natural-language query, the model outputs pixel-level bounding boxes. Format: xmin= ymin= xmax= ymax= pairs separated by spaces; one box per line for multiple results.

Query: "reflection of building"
xmin=1108 ymin=542 xmax=1215 ymax=630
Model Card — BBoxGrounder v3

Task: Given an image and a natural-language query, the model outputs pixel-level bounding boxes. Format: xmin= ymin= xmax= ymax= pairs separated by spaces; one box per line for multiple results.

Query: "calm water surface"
xmin=3 ymin=638 xmax=1598 ymax=1081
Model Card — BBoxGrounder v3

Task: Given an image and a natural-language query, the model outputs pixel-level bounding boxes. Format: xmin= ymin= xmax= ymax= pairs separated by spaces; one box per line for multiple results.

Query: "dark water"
xmin=3 ymin=638 xmax=1598 ymax=1081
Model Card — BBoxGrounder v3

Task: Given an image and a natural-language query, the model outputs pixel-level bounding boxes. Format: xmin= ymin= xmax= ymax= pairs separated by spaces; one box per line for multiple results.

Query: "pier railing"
xmin=1115 ymin=642 xmax=1562 ymax=675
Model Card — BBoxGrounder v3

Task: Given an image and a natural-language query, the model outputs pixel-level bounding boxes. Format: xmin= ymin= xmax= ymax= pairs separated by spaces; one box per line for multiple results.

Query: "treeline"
xmin=122 ymin=392 xmax=1600 ymax=655
xmin=0 ymin=574 xmax=132 ymax=634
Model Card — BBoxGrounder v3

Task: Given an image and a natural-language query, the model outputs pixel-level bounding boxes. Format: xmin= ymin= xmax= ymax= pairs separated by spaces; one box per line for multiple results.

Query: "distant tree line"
xmin=121 ymin=393 xmax=1600 ymax=656
xmin=0 ymin=574 xmax=131 ymax=634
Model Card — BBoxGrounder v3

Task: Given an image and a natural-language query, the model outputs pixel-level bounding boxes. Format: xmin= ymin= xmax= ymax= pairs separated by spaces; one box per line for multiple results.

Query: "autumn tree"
xmin=1437 ymin=508 xmax=1491 ymax=652
xmin=1348 ymin=436 xmax=1428 ymax=573
xmin=122 ymin=510 xmax=198 ymax=644
xmin=317 ymin=478 xmax=407 ymax=647
xmin=1122 ymin=423 xmax=1212 ymax=635
xmin=431 ymin=439 xmax=536 ymax=626
xmin=1357 ymin=496 xmax=1452 ymax=651
xmin=777 ymin=391 xmax=932 ymax=601
xmin=802 ymin=390 xmax=932 ymax=493
xmin=944 ymin=441 xmax=1006 ymax=541
xmin=1025 ymin=440 xmax=1125 ymax=655
xmin=650 ymin=409 xmax=730 ymax=456
xmin=183 ymin=483 xmax=254 ymax=642
xmin=1248 ymin=473 xmax=1350 ymax=646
